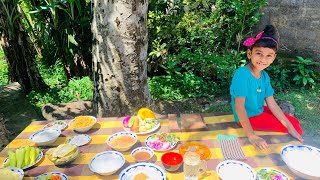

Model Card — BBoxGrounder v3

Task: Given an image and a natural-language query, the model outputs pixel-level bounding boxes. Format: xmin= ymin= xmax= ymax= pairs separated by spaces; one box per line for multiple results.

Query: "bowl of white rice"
xmin=29 ymin=128 xmax=61 ymax=146
xmin=281 ymin=144 xmax=320 ymax=179
xmin=89 ymin=151 xmax=125 ymax=176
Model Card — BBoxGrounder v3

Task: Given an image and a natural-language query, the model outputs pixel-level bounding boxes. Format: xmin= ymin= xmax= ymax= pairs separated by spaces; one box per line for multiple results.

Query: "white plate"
xmin=123 ymin=120 xmax=160 ymax=135
xmin=67 ymin=134 xmax=91 ymax=146
xmin=43 ymin=121 xmax=67 ymax=130
xmin=281 ymin=144 xmax=320 ymax=178
xmin=256 ymin=167 xmax=289 ymax=180
xmin=8 ymin=167 xmax=24 ymax=180
xmin=145 ymin=133 xmax=177 ymax=151
xmin=119 ymin=163 xmax=166 ymax=180
xmin=3 ymin=150 xmax=44 ymax=170
xmin=89 ymin=151 xmax=125 ymax=176
xmin=35 ymin=172 xmax=68 ymax=180
xmin=216 ymin=160 xmax=256 ymax=180
xmin=29 ymin=128 xmax=61 ymax=146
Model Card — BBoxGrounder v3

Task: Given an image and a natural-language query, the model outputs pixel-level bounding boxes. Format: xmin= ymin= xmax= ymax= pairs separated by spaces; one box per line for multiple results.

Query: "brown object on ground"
xmin=42 ymin=101 xmax=93 ymax=120
xmin=168 ymin=113 xmax=208 ymax=132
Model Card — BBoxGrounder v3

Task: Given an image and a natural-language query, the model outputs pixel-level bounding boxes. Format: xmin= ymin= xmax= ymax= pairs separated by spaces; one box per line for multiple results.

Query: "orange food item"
xmin=134 ymin=151 xmax=151 ymax=161
xmin=133 ymin=172 xmax=149 ymax=180
xmin=73 ymin=116 xmax=95 ymax=128
xmin=179 ymin=142 xmax=211 ymax=160
xmin=109 ymin=135 xmax=135 ymax=148
xmin=138 ymin=108 xmax=155 ymax=120
xmin=51 ymin=175 xmax=62 ymax=180
xmin=131 ymin=116 xmax=140 ymax=132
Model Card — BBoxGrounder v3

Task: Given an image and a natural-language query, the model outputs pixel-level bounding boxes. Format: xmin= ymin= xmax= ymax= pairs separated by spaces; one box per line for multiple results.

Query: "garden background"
xmin=0 ymin=0 xmax=319 ymax=149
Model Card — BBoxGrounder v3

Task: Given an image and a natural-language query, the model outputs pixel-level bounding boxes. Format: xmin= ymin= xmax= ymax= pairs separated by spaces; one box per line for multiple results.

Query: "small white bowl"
xmin=29 ymin=128 xmax=61 ymax=146
xmin=216 ymin=160 xmax=256 ymax=180
xmin=89 ymin=151 xmax=125 ymax=176
xmin=281 ymin=144 xmax=320 ymax=179
xmin=69 ymin=116 xmax=97 ymax=132
xmin=3 ymin=167 xmax=24 ymax=180
xmin=131 ymin=147 xmax=154 ymax=162
xmin=107 ymin=132 xmax=138 ymax=152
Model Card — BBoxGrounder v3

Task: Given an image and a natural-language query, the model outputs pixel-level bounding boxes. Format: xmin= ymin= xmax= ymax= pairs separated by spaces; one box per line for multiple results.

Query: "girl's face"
xmin=247 ymin=47 xmax=277 ymax=71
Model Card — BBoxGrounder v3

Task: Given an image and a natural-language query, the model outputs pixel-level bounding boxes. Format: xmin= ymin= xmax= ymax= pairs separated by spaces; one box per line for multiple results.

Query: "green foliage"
xmin=290 ymin=56 xmax=318 ymax=88
xmin=38 ymin=61 xmax=67 ymax=88
xmin=28 ymin=61 xmax=92 ymax=113
xmin=266 ymin=58 xmax=290 ymax=92
xmin=25 ymin=0 xmax=92 ymax=76
xmin=27 ymin=76 xmax=93 ymax=111
xmin=149 ymin=73 xmax=217 ymax=100
xmin=147 ymin=0 xmax=267 ymax=73
xmin=147 ymin=0 xmax=267 ymax=100
xmin=0 ymin=48 xmax=8 ymax=85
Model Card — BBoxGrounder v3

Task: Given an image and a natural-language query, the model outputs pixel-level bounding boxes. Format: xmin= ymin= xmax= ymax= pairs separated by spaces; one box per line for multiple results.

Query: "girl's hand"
xmin=288 ymin=127 xmax=304 ymax=142
xmin=248 ymin=135 xmax=268 ymax=150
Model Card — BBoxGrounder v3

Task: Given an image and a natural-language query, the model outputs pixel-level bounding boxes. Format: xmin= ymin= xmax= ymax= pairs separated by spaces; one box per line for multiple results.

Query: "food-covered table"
xmin=0 ymin=114 xmax=303 ymax=179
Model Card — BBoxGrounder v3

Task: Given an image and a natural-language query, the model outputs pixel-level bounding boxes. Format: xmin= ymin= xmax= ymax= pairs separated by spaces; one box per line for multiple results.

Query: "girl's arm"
xmin=235 ymin=97 xmax=269 ymax=150
xmin=265 ymin=96 xmax=304 ymax=142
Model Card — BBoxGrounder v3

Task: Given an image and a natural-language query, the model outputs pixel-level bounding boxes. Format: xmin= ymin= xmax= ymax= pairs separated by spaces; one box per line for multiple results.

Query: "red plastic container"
xmin=161 ymin=152 xmax=183 ymax=171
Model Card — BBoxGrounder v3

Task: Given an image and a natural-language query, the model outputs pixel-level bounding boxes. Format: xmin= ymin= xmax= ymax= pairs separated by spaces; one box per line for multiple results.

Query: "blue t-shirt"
xmin=230 ymin=66 xmax=274 ymax=122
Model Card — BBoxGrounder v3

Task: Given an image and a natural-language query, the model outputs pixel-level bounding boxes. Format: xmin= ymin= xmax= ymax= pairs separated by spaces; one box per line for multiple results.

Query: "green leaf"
xmin=293 ymin=75 xmax=301 ymax=81
xmin=68 ymin=34 xmax=78 ymax=46
xmin=303 ymin=77 xmax=307 ymax=86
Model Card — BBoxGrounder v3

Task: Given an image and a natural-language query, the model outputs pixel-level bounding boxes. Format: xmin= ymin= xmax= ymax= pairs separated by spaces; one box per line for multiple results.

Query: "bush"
xmin=149 ymin=73 xmax=217 ymax=100
xmin=0 ymin=48 xmax=8 ymax=85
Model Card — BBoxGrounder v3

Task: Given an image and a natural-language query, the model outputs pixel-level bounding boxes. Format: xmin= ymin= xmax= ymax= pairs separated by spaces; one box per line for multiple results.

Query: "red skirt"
xmin=237 ymin=106 xmax=303 ymax=135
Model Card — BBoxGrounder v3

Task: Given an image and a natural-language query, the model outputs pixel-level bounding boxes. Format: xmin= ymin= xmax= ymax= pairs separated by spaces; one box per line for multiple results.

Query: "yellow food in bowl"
xmin=72 ymin=116 xmax=95 ymax=128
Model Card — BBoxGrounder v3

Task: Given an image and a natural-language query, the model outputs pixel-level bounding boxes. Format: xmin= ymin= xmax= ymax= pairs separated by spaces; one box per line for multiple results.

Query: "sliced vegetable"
xmin=148 ymin=133 xmax=180 ymax=150
xmin=29 ymin=146 xmax=36 ymax=164
xmin=8 ymin=150 xmax=16 ymax=167
xmin=16 ymin=147 xmax=25 ymax=168
xmin=137 ymin=108 xmax=155 ymax=120
xmin=122 ymin=116 xmax=131 ymax=128
xmin=24 ymin=146 xmax=30 ymax=166
xmin=128 ymin=116 xmax=136 ymax=128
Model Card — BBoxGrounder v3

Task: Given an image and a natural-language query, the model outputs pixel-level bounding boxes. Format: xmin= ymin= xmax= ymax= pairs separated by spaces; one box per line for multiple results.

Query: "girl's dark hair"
xmin=251 ymin=25 xmax=278 ymax=51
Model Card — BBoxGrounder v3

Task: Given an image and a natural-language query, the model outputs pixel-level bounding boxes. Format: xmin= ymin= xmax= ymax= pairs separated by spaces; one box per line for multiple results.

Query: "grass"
xmin=275 ymin=86 xmax=320 ymax=137
xmin=0 ymin=47 xmax=8 ymax=86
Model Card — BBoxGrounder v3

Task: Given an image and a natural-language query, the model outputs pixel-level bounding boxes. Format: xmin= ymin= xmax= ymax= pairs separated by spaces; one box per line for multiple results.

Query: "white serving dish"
xmin=107 ymin=132 xmax=138 ymax=152
xmin=35 ymin=172 xmax=68 ymax=180
xmin=69 ymin=116 xmax=97 ymax=132
xmin=89 ymin=151 xmax=125 ymax=176
xmin=145 ymin=133 xmax=177 ymax=151
xmin=43 ymin=121 xmax=67 ymax=130
xmin=29 ymin=128 xmax=61 ymax=146
xmin=123 ymin=120 xmax=160 ymax=135
xmin=216 ymin=160 xmax=256 ymax=180
xmin=131 ymin=147 xmax=154 ymax=162
xmin=119 ymin=163 xmax=166 ymax=180
xmin=281 ymin=144 xmax=320 ymax=179
xmin=8 ymin=167 xmax=24 ymax=180
xmin=3 ymin=150 xmax=43 ymax=170
xmin=67 ymin=134 xmax=91 ymax=146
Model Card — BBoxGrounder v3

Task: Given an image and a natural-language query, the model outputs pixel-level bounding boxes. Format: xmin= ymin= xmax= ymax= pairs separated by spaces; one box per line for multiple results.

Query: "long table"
xmin=0 ymin=114 xmax=302 ymax=179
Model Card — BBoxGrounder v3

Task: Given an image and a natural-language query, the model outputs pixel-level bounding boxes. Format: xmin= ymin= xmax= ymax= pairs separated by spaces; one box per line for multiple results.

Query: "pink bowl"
xmin=161 ymin=152 xmax=183 ymax=172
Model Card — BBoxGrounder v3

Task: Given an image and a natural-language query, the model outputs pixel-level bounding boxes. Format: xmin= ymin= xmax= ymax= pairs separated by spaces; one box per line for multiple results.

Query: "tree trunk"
xmin=92 ymin=0 xmax=153 ymax=117
xmin=0 ymin=0 xmax=48 ymax=93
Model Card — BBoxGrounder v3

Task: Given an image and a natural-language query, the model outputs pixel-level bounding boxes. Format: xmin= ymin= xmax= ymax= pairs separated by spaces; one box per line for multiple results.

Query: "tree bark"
xmin=92 ymin=0 xmax=153 ymax=117
xmin=0 ymin=0 xmax=48 ymax=93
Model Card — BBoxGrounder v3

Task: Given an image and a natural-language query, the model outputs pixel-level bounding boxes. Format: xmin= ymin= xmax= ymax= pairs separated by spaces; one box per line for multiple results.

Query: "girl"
xmin=230 ymin=25 xmax=303 ymax=150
